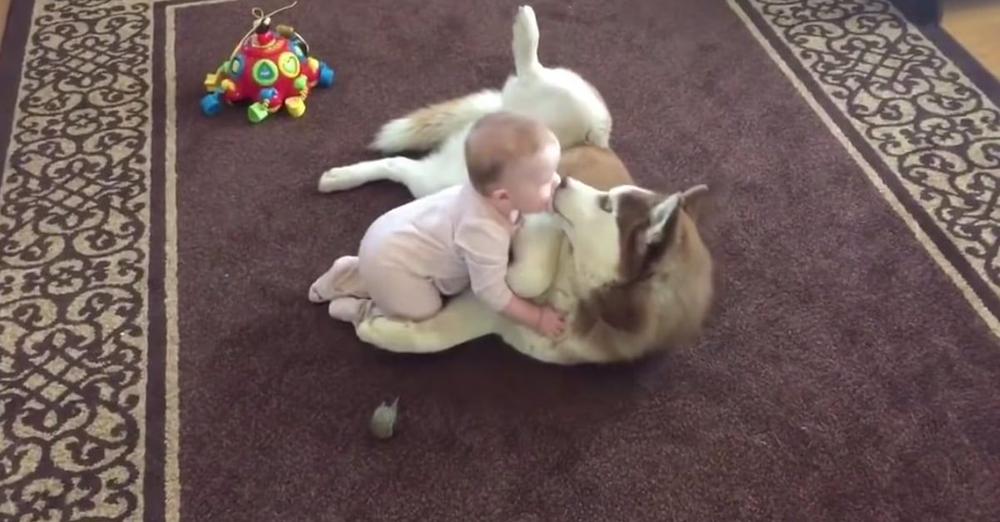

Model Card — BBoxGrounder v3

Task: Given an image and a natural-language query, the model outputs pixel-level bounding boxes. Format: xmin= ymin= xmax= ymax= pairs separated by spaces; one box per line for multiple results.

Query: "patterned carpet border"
xmin=0 ymin=0 xmax=155 ymax=521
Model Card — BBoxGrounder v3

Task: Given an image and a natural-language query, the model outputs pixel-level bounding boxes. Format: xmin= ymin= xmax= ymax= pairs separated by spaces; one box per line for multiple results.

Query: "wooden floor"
xmin=942 ymin=0 xmax=1000 ymax=77
xmin=0 ymin=0 xmax=9 ymax=53
xmin=0 ymin=0 xmax=995 ymax=75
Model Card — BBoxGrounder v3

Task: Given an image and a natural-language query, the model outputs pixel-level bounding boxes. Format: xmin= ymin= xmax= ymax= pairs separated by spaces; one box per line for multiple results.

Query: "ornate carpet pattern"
xmin=1 ymin=0 xmax=154 ymax=520
xmin=733 ymin=0 xmax=1000 ymax=335
xmin=0 ymin=0 xmax=997 ymax=520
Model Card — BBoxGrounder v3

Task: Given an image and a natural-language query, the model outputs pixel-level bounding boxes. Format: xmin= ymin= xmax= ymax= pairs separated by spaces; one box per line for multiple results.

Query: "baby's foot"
xmin=328 ymin=296 xmax=368 ymax=323
xmin=309 ymin=266 xmax=340 ymax=303
xmin=309 ymin=256 xmax=362 ymax=303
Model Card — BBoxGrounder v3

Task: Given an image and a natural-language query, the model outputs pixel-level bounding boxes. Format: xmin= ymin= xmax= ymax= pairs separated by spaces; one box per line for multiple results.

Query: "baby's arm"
xmin=454 ymin=219 xmax=565 ymax=338
xmin=502 ymin=293 xmax=565 ymax=338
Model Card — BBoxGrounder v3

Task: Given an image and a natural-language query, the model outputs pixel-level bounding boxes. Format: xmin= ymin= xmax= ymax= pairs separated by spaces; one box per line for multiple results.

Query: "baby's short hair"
xmin=465 ymin=111 xmax=558 ymax=195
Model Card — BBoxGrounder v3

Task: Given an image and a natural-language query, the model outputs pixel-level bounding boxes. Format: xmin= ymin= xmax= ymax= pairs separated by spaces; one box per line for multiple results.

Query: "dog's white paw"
xmin=356 ymin=315 xmax=406 ymax=348
xmin=513 ymin=5 xmax=539 ymax=45
xmin=317 ymin=167 xmax=360 ymax=193
xmin=355 ymin=316 xmax=378 ymax=345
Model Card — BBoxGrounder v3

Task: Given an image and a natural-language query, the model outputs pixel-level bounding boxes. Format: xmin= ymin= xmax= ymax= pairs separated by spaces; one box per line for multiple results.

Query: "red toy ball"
xmin=201 ymin=4 xmax=335 ymax=123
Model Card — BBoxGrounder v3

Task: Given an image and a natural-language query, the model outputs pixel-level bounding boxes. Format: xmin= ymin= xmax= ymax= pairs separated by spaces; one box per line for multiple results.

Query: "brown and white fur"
xmin=315 ymin=6 xmax=713 ymax=364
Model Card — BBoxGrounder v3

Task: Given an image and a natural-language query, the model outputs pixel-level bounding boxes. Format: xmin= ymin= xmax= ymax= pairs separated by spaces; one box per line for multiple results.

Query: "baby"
xmin=309 ymin=111 xmax=566 ymax=338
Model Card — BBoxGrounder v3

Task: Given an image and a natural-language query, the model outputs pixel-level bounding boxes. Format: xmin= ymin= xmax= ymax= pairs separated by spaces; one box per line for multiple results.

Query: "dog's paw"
xmin=356 ymin=315 xmax=403 ymax=347
xmin=317 ymin=166 xmax=357 ymax=193
xmin=513 ymin=5 xmax=539 ymax=45
xmin=355 ymin=317 xmax=378 ymax=345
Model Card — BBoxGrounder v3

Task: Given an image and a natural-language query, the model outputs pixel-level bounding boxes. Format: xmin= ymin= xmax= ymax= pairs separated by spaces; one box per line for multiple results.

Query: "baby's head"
xmin=465 ymin=111 xmax=561 ymax=215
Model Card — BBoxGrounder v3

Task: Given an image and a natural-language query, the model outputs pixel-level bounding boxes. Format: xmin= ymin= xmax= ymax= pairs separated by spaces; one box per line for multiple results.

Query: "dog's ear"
xmin=644 ymin=194 xmax=681 ymax=248
xmin=619 ymin=194 xmax=680 ymax=281
xmin=679 ymin=184 xmax=709 ymax=221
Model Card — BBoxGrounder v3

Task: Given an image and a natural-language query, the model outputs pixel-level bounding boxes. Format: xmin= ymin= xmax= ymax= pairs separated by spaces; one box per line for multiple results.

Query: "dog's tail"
xmin=369 ymin=89 xmax=503 ymax=154
xmin=512 ymin=5 xmax=543 ymax=78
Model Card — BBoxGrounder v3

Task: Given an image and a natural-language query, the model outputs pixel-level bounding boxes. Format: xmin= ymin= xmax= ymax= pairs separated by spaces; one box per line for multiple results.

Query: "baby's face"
xmin=502 ymin=142 xmax=562 ymax=214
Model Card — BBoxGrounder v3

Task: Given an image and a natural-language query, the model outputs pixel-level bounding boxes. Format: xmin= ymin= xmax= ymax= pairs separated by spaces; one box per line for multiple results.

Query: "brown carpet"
xmin=2 ymin=0 xmax=999 ymax=520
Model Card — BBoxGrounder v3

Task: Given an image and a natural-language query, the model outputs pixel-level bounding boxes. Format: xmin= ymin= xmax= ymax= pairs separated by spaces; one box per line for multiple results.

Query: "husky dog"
xmin=316 ymin=6 xmax=713 ymax=364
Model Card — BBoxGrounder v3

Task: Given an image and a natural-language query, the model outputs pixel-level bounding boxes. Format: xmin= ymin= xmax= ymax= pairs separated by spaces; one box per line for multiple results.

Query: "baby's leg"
xmin=363 ymin=264 xmax=444 ymax=322
xmin=309 ymin=256 xmax=367 ymax=303
xmin=320 ymin=261 xmax=443 ymax=324
xmin=328 ymin=296 xmax=370 ymax=323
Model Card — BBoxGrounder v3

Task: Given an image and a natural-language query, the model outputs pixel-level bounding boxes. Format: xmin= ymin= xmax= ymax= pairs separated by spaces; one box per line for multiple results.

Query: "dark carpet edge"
xmin=0 ymin=0 xmax=35 ymax=195
xmin=144 ymin=2 xmax=169 ymax=520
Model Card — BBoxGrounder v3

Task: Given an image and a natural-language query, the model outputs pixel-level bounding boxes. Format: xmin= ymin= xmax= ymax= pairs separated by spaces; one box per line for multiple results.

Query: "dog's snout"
xmin=558 ymin=173 xmax=570 ymax=189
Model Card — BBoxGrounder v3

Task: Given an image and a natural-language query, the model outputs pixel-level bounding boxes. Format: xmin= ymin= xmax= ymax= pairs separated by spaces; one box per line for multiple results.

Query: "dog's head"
xmin=554 ymin=176 xmax=709 ymax=286
xmin=553 ymin=176 xmax=713 ymax=352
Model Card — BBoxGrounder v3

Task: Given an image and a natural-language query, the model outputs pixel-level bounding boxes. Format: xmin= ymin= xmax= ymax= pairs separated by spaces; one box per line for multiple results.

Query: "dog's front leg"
xmin=506 ymin=213 xmax=563 ymax=299
xmin=355 ymin=291 xmax=498 ymax=353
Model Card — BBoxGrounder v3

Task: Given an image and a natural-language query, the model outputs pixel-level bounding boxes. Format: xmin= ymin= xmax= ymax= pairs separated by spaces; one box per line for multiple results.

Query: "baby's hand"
xmin=536 ymin=306 xmax=566 ymax=338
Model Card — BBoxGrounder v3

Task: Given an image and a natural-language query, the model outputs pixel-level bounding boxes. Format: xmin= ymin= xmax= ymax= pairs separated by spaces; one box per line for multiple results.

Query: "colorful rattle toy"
xmin=200 ymin=2 xmax=335 ymax=123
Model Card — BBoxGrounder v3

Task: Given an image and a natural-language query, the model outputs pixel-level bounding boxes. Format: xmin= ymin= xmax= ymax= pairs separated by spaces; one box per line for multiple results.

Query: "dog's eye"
xmin=598 ymin=194 xmax=612 ymax=213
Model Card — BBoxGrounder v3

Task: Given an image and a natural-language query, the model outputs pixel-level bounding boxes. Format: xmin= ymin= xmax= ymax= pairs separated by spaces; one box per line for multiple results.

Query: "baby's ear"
xmin=490 ymin=187 xmax=510 ymax=201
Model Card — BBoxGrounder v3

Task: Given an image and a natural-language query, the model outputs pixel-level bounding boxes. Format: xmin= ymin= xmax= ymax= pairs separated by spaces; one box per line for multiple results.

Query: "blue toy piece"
xmin=319 ymin=63 xmax=336 ymax=88
xmin=200 ymin=92 xmax=224 ymax=116
xmin=259 ymin=87 xmax=279 ymax=102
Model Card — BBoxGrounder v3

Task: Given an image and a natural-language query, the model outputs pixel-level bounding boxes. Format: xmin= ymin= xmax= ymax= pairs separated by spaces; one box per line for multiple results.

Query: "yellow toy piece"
xmin=285 ymin=96 xmax=306 ymax=117
xmin=204 ymin=73 xmax=221 ymax=92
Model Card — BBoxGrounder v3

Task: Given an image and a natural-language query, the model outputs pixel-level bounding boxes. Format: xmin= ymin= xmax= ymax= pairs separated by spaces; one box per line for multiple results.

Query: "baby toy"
xmin=369 ymin=397 xmax=399 ymax=440
xmin=200 ymin=2 xmax=335 ymax=123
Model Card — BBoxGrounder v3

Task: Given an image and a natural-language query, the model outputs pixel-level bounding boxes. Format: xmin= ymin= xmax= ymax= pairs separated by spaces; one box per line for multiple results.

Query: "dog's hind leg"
xmin=318 ymin=157 xmax=418 ymax=193
xmin=502 ymin=5 xmax=613 ymax=149
xmin=319 ymin=126 xmax=470 ymax=198
xmin=355 ymin=291 xmax=497 ymax=353
xmin=512 ymin=5 xmax=543 ymax=78
xmin=317 ymin=156 xmax=454 ymax=198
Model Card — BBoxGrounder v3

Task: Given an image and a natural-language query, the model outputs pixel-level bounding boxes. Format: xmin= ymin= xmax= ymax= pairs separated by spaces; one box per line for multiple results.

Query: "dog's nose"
xmin=558 ymin=173 xmax=569 ymax=189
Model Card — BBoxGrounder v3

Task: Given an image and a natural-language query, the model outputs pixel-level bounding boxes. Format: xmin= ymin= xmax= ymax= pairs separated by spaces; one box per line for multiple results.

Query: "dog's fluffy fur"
xmin=316 ymin=6 xmax=713 ymax=364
